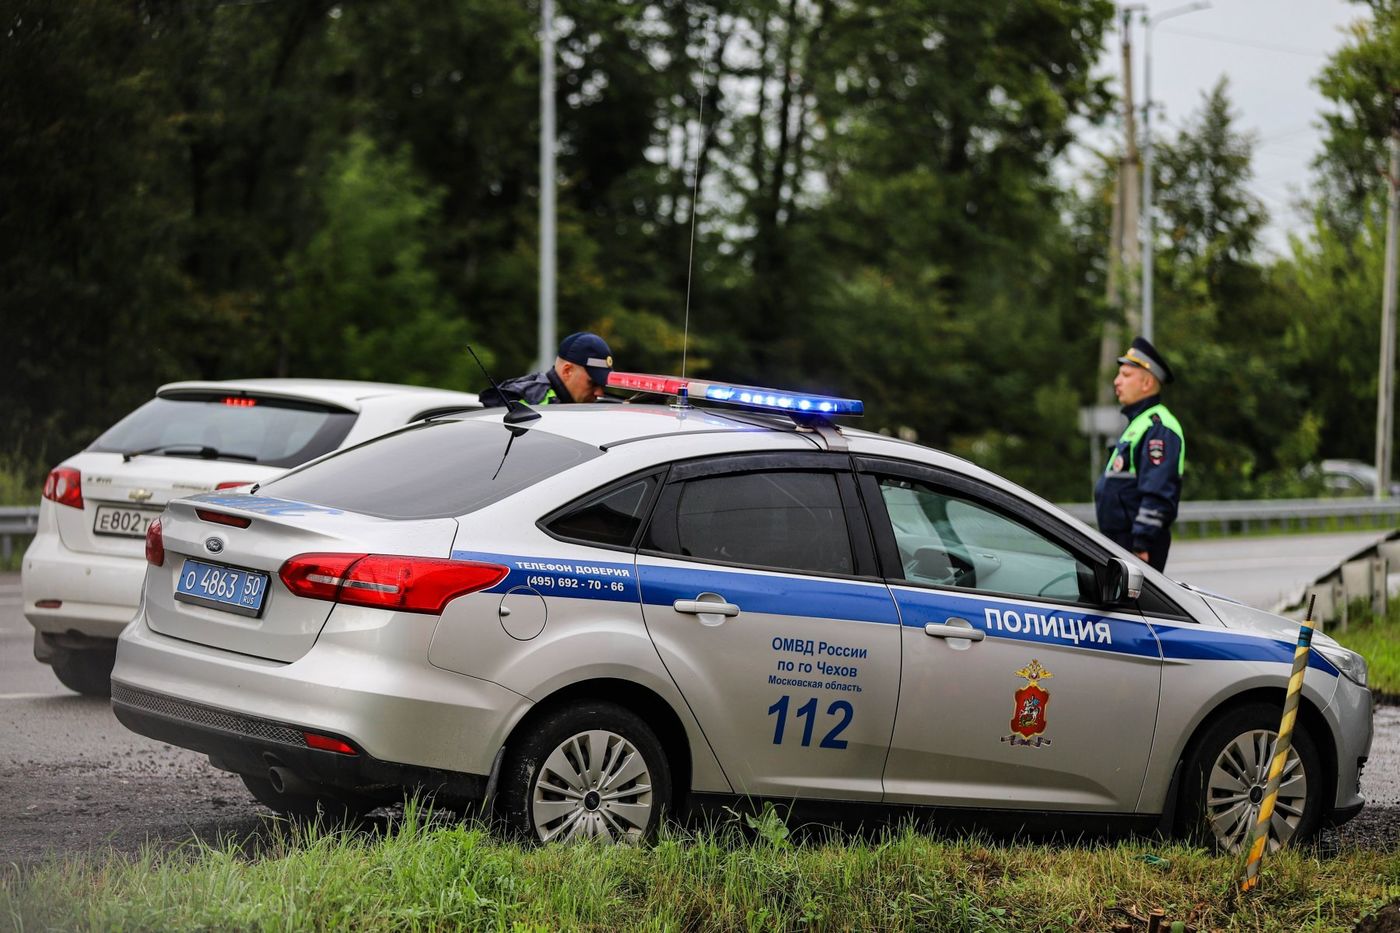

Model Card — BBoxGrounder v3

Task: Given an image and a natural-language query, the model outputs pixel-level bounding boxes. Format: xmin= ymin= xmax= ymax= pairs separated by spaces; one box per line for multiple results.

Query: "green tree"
xmin=1 ymin=1 xmax=193 ymax=464
xmin=1149 ymin=80 xmax=1323 ymax=497
xmin=1314 ymin=1 xmax=1400 ymax=240
xmin=278 ymin=133 xmax=478 ymax=388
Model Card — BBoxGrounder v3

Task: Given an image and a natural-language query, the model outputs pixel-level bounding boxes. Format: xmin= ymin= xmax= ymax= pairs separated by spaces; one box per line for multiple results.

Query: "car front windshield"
xmin=88 ymin=394 xmax=357 ymax=468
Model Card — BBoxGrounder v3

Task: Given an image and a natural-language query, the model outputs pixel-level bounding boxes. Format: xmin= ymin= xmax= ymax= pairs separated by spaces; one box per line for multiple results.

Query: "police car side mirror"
xmin=1100 ymin=557 xmax=1143 ymax=606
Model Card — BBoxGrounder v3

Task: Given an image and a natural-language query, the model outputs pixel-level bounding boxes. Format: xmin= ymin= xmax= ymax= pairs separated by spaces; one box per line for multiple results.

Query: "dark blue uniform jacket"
xmin=479 ymin=368 xmax=570 ymax=408
xmin=1093 ymin=394 xmax=1184 ymax=552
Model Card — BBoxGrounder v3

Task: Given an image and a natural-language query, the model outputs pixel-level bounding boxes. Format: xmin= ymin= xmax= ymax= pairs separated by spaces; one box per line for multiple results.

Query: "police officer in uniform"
xmin=1094 ymin=336 xmax=1185 ymax=572
xmin=479 ymin=332 xmax=614 ymax=407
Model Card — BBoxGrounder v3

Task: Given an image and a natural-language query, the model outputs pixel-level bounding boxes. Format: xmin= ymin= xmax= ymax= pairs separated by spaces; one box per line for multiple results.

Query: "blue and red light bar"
xmin=607 ymin=372 xmax=863 ymax=416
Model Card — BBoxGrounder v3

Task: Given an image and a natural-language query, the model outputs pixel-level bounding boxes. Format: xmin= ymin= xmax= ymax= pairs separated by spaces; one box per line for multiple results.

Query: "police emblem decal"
xmin=1002 ymin=659 xmax=1053 ymax=748
xmin=1147 ymin=438 xmax=1166 ymax=466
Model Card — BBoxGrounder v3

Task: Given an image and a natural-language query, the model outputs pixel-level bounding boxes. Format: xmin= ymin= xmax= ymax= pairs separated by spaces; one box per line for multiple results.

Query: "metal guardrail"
xmin=1056 ymin=497 xmax=1400 ymax=537
xmin=0 ymin=505 xmax=38 ymax=564
xmin=1275 ymin=530 xmax=1400 ymax=627
xmin=1276 ymin=529 xmax=1400 ymax=624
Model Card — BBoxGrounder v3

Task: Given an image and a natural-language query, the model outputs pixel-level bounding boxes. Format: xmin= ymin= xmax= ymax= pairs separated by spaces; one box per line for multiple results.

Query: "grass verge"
xmin=1328 ymin=601 xmax=1400 ymax=699
xmin=2 ymin=803 xmax=1398 ymax=932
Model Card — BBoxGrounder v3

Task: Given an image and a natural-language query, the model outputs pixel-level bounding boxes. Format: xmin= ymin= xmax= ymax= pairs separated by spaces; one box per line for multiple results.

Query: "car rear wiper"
xmin=122 ymin=444 xmax=259 ymax=463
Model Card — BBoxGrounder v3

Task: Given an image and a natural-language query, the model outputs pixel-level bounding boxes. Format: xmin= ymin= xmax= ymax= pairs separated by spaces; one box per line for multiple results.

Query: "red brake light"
xmin=196 ymin=508 xmax=252 ymax=528
xmin=215 ymin=481 xmax=253 ymax=491
xmin=222 ymin=396 xmax=257 ymax=407
xmin=279 ymin=553 xmax=366 ymax=602
xmin=42 ymin=467 xmax=84 ymax=509
xmin=277 ymin=553 xmax=508 ymax=614
xmin=146 ymin=519 xmax=164 ymax=566
xmin=303 ymin=732 xmax=357 ymax=755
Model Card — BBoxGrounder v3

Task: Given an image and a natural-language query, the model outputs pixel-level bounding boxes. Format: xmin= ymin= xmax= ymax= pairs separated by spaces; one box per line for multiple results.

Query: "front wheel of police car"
xmin=1179 ymin=702 xmax=1323 ymax=854
xmin=498 ymin=701 xmax=672 ymax=844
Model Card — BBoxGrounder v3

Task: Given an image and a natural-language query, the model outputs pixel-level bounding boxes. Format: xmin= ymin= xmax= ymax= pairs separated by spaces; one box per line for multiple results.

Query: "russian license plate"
xmin=93 ymin=505 xmax=160 ymax=538
xmin=175 ymin=559 xmax=269 ymax=617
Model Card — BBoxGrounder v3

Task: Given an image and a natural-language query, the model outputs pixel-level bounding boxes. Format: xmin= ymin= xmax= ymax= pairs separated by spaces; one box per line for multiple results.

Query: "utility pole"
xmin=538 ymin=0 xmax=557 ymax=372
xmin=1084 ymin=6 xmax=1144 ymax=496
xmin=1376 ymin=118 xmax=1400 ymax=500
xmin=1096 ymin=6 xmax=1144 ymax=409
xmin=1119 ymin=5 xmax=1142 ymax=339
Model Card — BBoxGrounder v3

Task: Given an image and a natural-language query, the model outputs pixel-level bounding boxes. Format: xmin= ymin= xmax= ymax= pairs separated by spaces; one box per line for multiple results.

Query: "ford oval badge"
xmin=205 ymin=537 xmax=225 ymax=554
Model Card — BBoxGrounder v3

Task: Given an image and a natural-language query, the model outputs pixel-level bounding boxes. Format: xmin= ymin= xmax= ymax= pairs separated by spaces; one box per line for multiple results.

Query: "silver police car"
xmin=111 ymin=374 xmax=1371 ymax=851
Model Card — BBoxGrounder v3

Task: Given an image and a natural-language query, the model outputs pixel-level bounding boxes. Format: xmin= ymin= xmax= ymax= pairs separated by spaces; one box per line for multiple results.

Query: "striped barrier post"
xmin=1240 ymin=594 xmax=1316 ymax=892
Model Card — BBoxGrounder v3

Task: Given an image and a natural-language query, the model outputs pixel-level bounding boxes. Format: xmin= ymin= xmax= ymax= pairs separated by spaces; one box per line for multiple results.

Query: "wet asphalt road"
xmin=2 ymin=535 xmax=1399 ymax=867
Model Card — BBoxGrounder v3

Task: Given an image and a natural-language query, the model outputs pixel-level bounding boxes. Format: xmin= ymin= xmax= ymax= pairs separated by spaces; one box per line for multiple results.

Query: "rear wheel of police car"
xmin=499 ymin=701 xmax=671 ymax=843
xmin=1179 ymin=703 xmax=1323 ymax=853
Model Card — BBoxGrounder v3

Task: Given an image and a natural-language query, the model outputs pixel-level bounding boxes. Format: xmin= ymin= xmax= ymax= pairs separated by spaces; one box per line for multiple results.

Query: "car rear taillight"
xmin=278 ymin=553 xmax=508 ymax=615
xmin=303 ymin=732 xmax=357 ymax=755
xmin=146 ymin=519 xmax=164 ymax=566
xmin=215 ymin=481 xmax=253 ymax=491
xmin=42 ymin=467 xmax=84 ymax=509
xmin=196 ymin=508 xmax=252 ymax=528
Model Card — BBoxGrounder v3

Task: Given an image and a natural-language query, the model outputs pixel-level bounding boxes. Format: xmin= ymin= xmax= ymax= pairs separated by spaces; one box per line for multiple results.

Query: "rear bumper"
xmin=22 ymin=531 xmax=142 ymax=641
xmin=112 ymin=603 xmax=533 ymax=782
xmin=111 ymin=683 xmax=488 ymax=801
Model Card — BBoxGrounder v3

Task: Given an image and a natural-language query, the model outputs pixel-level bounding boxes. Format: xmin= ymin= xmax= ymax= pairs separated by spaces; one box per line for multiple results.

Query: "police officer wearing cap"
xmin=1094 ymin=336 xmax=1186 ymax=572
xmin=479 ymin=332 xmax=614 ymax=407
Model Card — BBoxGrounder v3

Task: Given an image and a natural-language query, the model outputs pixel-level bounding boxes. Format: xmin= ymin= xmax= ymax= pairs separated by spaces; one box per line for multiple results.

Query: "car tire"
xmin=239 ymin=774 xmax=374 ymax=823
xmin=1178 ymin=702 xmax=1323 ymax=853
xmin=50 ymin=647 xmax=116 ymax=697
xmin=498 ymin=700 xmax=671 ymax=843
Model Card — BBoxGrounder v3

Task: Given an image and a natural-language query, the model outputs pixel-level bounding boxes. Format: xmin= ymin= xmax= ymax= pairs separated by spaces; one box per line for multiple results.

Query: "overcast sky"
xmin=1084 ymin=0 xmax=1369 ymax=256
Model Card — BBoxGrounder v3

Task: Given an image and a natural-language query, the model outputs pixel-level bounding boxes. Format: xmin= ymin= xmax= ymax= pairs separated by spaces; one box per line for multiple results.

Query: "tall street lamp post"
xmin=1140 ymin=1 xmax=1210 ymax=343
xmin=539 ymin=0 xmax=557 ymax=372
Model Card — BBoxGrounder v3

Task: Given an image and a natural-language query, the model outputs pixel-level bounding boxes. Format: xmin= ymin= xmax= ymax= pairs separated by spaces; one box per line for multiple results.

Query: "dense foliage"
xmin=0 ymin=0 xmax=1393 ymax=501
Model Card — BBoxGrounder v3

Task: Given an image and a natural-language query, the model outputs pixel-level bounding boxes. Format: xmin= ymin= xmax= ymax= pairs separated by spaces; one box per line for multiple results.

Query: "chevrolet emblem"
xmin=129 ymin=489 xmax=153 ymax=503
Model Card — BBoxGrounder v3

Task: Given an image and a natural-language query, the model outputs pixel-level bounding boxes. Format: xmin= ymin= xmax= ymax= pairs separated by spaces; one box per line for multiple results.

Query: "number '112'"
xmin=767 ymin=695 xmax=853 ymax=749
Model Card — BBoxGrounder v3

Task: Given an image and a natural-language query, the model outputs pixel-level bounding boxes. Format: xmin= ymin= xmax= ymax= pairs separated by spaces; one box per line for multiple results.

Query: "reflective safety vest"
xmin=1105 ymin=403 xmax=1186 ymax=476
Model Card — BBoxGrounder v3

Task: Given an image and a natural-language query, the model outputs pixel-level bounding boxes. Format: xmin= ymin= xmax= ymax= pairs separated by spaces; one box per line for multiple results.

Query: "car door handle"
xmin=924 ymin=621 xmax=985 ymax=641
xmin=673 ymin=596 xmax=741 ymax=617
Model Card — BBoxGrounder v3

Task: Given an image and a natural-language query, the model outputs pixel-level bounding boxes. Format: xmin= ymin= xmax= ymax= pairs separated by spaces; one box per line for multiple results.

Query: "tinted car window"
xmin=263 ymin=420 xmax=601 ymax=519
xmin=546 ymin=475 xmax=660 ymax=547
xmin=88 ymin=394 xmax=357 ymax=469
xmin=879 ymin=477 xmax=1089 ymax=601
xmin=643 ymin=471 xmax=854 ymax=575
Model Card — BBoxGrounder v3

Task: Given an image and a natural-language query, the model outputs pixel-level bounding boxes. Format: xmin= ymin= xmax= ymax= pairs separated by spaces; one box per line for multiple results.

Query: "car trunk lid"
xmin=145 ymin=493 xmax=457 ymax=662
xmin=53 ymin=453 xmax=279 ymax=561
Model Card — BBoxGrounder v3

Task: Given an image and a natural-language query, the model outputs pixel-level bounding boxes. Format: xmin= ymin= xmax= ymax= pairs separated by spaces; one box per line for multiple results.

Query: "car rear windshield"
xmin=88 ymin=393 xmax=357 ymax=468
xmin=261 ymin=419 xmax=602 ymax=519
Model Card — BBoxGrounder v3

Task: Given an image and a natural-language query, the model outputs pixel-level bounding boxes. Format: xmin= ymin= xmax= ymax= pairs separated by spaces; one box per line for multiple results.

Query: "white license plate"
xmin=174 ymin=559 xmax=269 ymax=617
xmin=92 ymin=505 xmax=161 ymax=538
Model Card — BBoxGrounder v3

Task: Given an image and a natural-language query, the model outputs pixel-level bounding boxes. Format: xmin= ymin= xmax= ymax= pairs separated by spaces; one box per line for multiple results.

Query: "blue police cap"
xmin=559 ymin=332 xmax=614 ymax=386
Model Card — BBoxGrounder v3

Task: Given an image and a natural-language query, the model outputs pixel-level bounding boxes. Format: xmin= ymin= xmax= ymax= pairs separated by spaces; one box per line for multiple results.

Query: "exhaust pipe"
xmin=268 ymin=765 xmax=317 ymax=797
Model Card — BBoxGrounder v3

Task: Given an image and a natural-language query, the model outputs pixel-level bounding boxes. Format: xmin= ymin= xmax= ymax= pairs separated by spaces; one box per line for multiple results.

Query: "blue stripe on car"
xmin=450 ymin=549 xmax=1338 ymax=676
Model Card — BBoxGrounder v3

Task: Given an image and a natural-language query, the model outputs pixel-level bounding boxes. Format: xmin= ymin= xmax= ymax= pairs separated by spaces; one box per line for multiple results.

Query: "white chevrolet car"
xmin=24 ymin=379 xmax=480 ymax=695
xmin=111 ymin=374 xmax=1370 ymax=852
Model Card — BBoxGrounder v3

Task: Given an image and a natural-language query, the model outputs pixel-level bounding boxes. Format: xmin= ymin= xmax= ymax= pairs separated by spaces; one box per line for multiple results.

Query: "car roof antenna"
xmin=674 ymin=20 xmax=717 ymax=412
xmin=467 ymin=345 xmax=539 ymax=425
